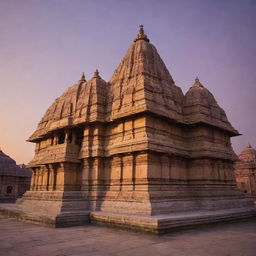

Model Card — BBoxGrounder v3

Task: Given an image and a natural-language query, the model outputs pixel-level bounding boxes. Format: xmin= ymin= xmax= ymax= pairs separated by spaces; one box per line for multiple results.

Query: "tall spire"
xmin=134 ymin=25 xmax=150 ymax=43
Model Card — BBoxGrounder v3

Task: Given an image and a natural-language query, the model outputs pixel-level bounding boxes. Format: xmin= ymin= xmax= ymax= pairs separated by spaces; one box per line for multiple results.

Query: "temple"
xmin=0 ymin=149 xmax=31 ymax=202
xmin=235 ymin=144 xmax=256 ymax=198
xmin=1 ymin=26 xmax=255 ymax=233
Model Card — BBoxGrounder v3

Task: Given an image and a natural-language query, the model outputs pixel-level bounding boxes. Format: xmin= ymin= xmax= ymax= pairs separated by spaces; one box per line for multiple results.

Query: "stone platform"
xmin=0 ymin=203 xmax=255 ymax=234
xmin=0 ymin=203 xmax=90 ymax=228
xmin=90 ymin=208 xmax=256 ymax=234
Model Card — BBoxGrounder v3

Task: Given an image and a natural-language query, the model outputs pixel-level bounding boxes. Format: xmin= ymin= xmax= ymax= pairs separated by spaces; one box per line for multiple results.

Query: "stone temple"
xmin=235 ymin=144 xmax=256 ymax=198
xmin=1 ymin=26 xmax=255 ymax=233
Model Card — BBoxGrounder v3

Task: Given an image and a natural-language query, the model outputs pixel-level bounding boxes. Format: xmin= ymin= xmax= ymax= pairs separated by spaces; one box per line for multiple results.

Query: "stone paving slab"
xmin=0 ymin=216 xmax=256 ymax=256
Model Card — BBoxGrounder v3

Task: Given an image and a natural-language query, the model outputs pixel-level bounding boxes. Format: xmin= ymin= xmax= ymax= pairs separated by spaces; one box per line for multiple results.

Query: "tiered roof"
xmin=28 ymin=70 xmax=106 ymax=141
xmin=183 ymin=77 xmax=238 ymax=134
xmin=28 ymin=26 xmax=238 ymax=142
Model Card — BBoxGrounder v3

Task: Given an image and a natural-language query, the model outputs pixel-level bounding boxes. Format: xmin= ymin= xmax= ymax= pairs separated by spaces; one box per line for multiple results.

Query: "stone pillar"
xmin=48 ymin=164 xmax=56 ymax=191
xmin=34 ymin=169 xmax=38 ymax=191
xmin=30 ymin=169 xmax=36 ymax=191
xmin=81 ymin=158 xmax=90 ymax=190
xmin=53 ymin=165 xmax=57 ymax=191
xmin=46 ymin=165 xmax=50 ymax=191
xmin=122 ymin=154 xmax=133 ymax=190
xmin=135 ymin=152 xmax=148 ymax=187
xmin=42 ymin=166 xmax=49 ymax=191
xmin=111 ymin=155 xmax=122 ymax=191
xmin=53 ymin=134 xmax=58 ymax=145
xmin=34 ymin=169 xmax=39 ymax=191
xmin=65 ymin=130 xmax=70 ymax=144
xmin=147 ymin=152 xmax=161 ymax=183
xmin=38 ymin=168 xmax=44 ymax=191
xmin=132 ymin=153 xmax=137 ymax=190
xmin=91 ymin=158 xmax=99 ymax=186
xmin=103 ymin=157 xmax=111 ymax=187
xmin=40 ymin=168 xmax=45 ymax=191
xmin=56 ymin=163 xmax=65 ymax=191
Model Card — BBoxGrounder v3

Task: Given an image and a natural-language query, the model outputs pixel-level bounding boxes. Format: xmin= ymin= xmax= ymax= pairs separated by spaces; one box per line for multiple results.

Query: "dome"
xmin=183 ymin=78 xmax=239 ymax=135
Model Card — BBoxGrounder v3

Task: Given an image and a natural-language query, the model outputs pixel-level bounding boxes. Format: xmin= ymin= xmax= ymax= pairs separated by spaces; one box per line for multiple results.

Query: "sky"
xmin=0 ymin=0 xmax=255 ymax=164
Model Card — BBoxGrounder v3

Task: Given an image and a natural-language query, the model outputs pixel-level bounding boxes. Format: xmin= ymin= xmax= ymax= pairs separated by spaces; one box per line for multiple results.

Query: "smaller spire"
xmin=247 ymin=143 xmax=252 ymax=148
xmin=80 ymin=72 xmax=86 ymax=82
xmin=93 ymin=69 xmax=101 ymax=79
xmin=134 ymin=25 xmax=150 ymax=43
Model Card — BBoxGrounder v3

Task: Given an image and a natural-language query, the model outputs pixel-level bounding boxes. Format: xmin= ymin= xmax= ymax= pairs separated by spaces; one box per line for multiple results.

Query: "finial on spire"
xmin=94 ymin=69 xmax=101 ymax=79
xmin=139 ymin=25 xmax=144 ymax=34
xmin=80 ymin=72 xmax=86 ymax=82
xmin=192 ymin=76 xmax=203 ymax=88
xmin=134 ymin=25 xmax=150 ymax=43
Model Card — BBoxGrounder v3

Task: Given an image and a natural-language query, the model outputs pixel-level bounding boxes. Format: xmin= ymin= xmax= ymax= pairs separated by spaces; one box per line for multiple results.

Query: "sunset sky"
xmin=0 ymin=0 xmax=255 ymax=164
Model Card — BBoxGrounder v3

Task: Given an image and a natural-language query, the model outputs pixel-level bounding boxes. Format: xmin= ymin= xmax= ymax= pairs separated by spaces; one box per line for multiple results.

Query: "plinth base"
xmin=0 ymin=203 xmax=90 ymax=227
xmin=0 ymin=203 xmax=256 ymax=233
xmin=90 ymin=208 xmax=256 ymax=234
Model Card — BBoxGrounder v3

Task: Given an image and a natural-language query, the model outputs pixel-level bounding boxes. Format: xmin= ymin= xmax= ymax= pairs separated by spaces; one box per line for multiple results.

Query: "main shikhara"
xmin=2 ymin=26 xmax=255 ymax=233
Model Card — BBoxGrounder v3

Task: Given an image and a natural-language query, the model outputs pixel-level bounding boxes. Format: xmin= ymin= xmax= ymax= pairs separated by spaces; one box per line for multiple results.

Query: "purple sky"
xmin=0 ymin=0 xmax=255 ymax=164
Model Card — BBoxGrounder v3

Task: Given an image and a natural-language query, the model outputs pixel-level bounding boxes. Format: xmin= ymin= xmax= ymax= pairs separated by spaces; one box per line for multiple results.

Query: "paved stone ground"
xmin=0 ymin=216 xmax=255 ymax=256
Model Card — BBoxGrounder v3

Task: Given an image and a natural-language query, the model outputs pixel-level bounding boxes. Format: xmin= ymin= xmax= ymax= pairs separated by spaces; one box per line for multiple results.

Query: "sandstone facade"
xmin=1 ymin=26 xmax=255 ymax=233
xmin=0 ymin=149 xmax=31 ymax=202
xmin=235 ymin=144 xmax=256 ymax=197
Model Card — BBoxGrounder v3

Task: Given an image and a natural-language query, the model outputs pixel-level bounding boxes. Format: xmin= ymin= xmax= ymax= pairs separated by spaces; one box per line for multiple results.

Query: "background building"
xmin=0 ymin=149 xmax=31 ymax=202
xmin=235 ymin=144 xmax=256 ymax=198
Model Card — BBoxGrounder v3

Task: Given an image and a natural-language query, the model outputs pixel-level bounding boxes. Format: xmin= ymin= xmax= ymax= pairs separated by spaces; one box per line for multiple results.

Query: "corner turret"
xmin=183 ymin=77 xmax=239 ymax=135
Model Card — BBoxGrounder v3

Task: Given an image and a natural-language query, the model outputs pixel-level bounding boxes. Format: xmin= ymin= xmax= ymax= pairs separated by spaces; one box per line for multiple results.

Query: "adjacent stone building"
xmin=0 ymin=149 xmax=31 ymax=202
xmin=235 ymin=144 xmax=256 ymax=197
xmin=1 ymin=26 xmax=255 ymax=233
